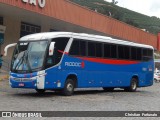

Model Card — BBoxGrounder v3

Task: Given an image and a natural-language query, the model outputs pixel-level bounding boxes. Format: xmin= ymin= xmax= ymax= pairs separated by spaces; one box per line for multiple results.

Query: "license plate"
xmin=19 ymin=83 xmax=24 ymax=87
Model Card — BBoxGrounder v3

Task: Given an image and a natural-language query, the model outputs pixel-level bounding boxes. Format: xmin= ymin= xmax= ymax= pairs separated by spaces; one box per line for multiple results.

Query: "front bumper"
xmin=10 ymin=71 xmax=47 ymax=89
xmin=10 ymin=78 xmax=37 ymax=89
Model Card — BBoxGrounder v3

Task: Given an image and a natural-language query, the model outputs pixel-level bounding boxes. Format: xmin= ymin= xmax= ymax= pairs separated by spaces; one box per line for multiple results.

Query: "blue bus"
xmin=5 ymin=32 xmax=154 ymax=96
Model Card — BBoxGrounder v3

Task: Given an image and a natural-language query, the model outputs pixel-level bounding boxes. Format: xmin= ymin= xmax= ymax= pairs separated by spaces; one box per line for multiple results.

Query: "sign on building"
xmin=22 ymin=0 xmax=46 ymax=8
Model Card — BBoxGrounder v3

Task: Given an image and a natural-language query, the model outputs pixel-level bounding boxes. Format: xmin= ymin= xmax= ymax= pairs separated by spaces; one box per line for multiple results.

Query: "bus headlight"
xmin=10 ymin=76 xmax=14 ymax=79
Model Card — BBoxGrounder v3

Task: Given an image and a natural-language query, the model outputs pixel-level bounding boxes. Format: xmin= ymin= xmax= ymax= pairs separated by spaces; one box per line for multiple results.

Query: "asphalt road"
xmin=0 ymin=79 xmax=160 ymax=119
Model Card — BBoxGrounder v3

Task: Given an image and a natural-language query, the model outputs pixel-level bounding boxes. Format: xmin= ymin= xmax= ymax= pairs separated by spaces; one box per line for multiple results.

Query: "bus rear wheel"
xmin=124 ymin=78 xmax=138 ymax=92
xmin=62 ymin=79 xmax=75 ymax=96
xmin=36 ymin=89 xmax=46 ymax=94
xmin=103 ymin=87 xmax=114 ymax=91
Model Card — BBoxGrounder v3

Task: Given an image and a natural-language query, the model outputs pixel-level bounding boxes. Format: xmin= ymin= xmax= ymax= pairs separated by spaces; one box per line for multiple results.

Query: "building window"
xmin=0 ymin=17 xmax=3 ymax=25
xmin=20 ymin=22 xmax=41 ymax=37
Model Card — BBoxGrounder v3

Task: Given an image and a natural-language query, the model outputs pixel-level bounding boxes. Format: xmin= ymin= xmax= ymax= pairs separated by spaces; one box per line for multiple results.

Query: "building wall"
xmin=0 ymin=0 xmax=158 ymax=49
xmin=41 ymin=23 xmax=50 ymax=32
xmin=2 ymin=17 xmax=21 ymax=60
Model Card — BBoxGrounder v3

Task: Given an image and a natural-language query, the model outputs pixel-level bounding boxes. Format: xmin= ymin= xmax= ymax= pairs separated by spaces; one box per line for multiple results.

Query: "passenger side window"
xmin=104 ymin=44 xmax=111 ymax=58
xmin=69 ymin=39 xmax=153 ymax=62
xmin=143 ymin=48 xmax=153 ymax=61
xmin=118 ymin=45 xmax=130 ymax=60
xmin=148 ymin=49 xmax=153 ymax=57
xmin=88 ymin=42 xmax=96 ymax=57
xmin=137 ymin=48 xmax=142 ymax=60
xmin=96 ymin=43 xmax=103 ymax=58
xmin=80 ymin=41 xmax=86 ymax=56
xmin=69 ymin=40 xmax=80 ymax=56
xmin=69 ymin=39 xmax=87 ymax=56
xmin=124 ymin=46 xmax=130 ymax=59
xmin=118 ymin=46 xmax=124 ymax=59
xmin=131 ymin=47 xmax=137 ymax=60
xmin=110 ymin=44 xmax=117 ymax=58
xmin=103 ymin=43 xmax=117 ymax=59
xmin=130 ymin=47 xmax=144 ymax=61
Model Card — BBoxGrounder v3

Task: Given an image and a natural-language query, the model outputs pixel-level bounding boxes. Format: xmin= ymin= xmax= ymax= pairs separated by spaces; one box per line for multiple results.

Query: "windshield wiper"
xmin=14 ymin=51 xmax=26 ymax=70
xmin=31 ymin=67 xmax=43 ymax=72
xmin=25 ymin=50 xmax=32 ymax=73
xmin=14 ymin=50 xmax=32 ymax=73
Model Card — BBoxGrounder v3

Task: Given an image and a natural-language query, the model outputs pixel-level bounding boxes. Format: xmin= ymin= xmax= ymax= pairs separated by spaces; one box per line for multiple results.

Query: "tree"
xmin=112 ymin=0 xmax=118 ymax=5
xmin=125 ymin=19 xmax=139 ymax=27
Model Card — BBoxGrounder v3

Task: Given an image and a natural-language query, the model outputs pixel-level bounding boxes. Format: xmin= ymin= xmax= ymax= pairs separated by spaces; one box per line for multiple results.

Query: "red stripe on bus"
xmin=58 ymin=50 xmax=68 ymax=55
xmin=77 ymin=57 xmax=139 ymax=65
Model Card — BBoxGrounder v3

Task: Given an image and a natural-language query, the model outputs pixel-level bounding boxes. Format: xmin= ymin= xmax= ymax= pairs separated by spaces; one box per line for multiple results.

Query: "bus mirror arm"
xmin=4 ymin=43 xmax=17 ymax=56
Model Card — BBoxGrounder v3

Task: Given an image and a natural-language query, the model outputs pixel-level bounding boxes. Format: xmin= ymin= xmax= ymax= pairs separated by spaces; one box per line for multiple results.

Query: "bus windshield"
xmin=11 ymin=40 xmax=48 ymax=73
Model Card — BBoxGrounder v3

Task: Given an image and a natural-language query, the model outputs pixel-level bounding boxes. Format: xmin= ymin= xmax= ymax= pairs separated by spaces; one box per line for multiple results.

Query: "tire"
xmin=62 ymin=79 xmax=75 ymax=96
xmin=125 ymin=78 xmax=137 ymax=92
xmin=103 ymin=87 xmax=114 ymax=91
xmin=36 ymin=89 xmax=46 ymax=94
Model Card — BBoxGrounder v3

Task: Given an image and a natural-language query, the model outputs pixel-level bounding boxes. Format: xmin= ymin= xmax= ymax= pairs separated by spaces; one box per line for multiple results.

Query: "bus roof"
xmin=19 ymin=32 xmax=153 ymax=49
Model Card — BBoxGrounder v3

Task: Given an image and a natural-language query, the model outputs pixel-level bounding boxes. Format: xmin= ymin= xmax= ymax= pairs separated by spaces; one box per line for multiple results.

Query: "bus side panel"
xmin=80 ymin=59 xmax=143 ymax=88
xmin=44 ymin=68 xmax=58 ymax=89
xmin=102 ymin=71 xmax=131 ymax=87
xmin=44 ymin=55 xmax=154 ymax=89
xmin=138 ymin=61 xmax=154 ymax=87
xmin=44 ymin=68 xmax=79 ymax=90
xmin=60 ymin=55 xmax=87 ymax=88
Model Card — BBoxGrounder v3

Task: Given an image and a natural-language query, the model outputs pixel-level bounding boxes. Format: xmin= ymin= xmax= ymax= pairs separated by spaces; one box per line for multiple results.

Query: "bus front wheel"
xmin=124 ymin=78 xmax=138 ymax=92
xmin=62 ymin=79 xmax=75 ymax=96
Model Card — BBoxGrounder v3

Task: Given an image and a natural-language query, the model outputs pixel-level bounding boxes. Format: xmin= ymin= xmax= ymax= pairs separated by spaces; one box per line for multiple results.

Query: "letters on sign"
xmin=22 ymin=0 xmax=46 ymax=8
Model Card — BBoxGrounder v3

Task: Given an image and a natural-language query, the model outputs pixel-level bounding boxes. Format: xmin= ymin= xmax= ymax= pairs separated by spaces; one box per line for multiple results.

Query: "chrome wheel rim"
xmin=67 ymin=83 xmax=73 ymax=92
xmin=132 ymin=81 xmax=137 ymax=90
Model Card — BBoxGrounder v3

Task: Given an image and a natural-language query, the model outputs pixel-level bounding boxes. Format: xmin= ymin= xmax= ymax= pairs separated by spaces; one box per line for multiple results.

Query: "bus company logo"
xmin=65 ymin=62 xmax=85 ymax=68
xmin=81 ymin=61 xmax=85 ymax=68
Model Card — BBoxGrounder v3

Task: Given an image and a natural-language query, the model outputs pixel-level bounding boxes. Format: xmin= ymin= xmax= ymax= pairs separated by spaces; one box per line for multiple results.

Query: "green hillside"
xmin=70 ymin=0 xmax=160 ymax=35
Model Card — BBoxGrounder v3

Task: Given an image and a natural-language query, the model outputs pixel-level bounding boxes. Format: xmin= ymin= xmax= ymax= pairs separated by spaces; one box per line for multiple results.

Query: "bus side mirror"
xmin=4 ymin=43 xmax=17 ymax=56
xmin=49 ymin=42 xmax=55 ymax=56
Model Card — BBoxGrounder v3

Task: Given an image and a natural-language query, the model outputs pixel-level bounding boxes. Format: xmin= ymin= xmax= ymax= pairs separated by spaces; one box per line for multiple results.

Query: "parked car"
xmin=154 ymin=73 xmax=160 ymax=82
